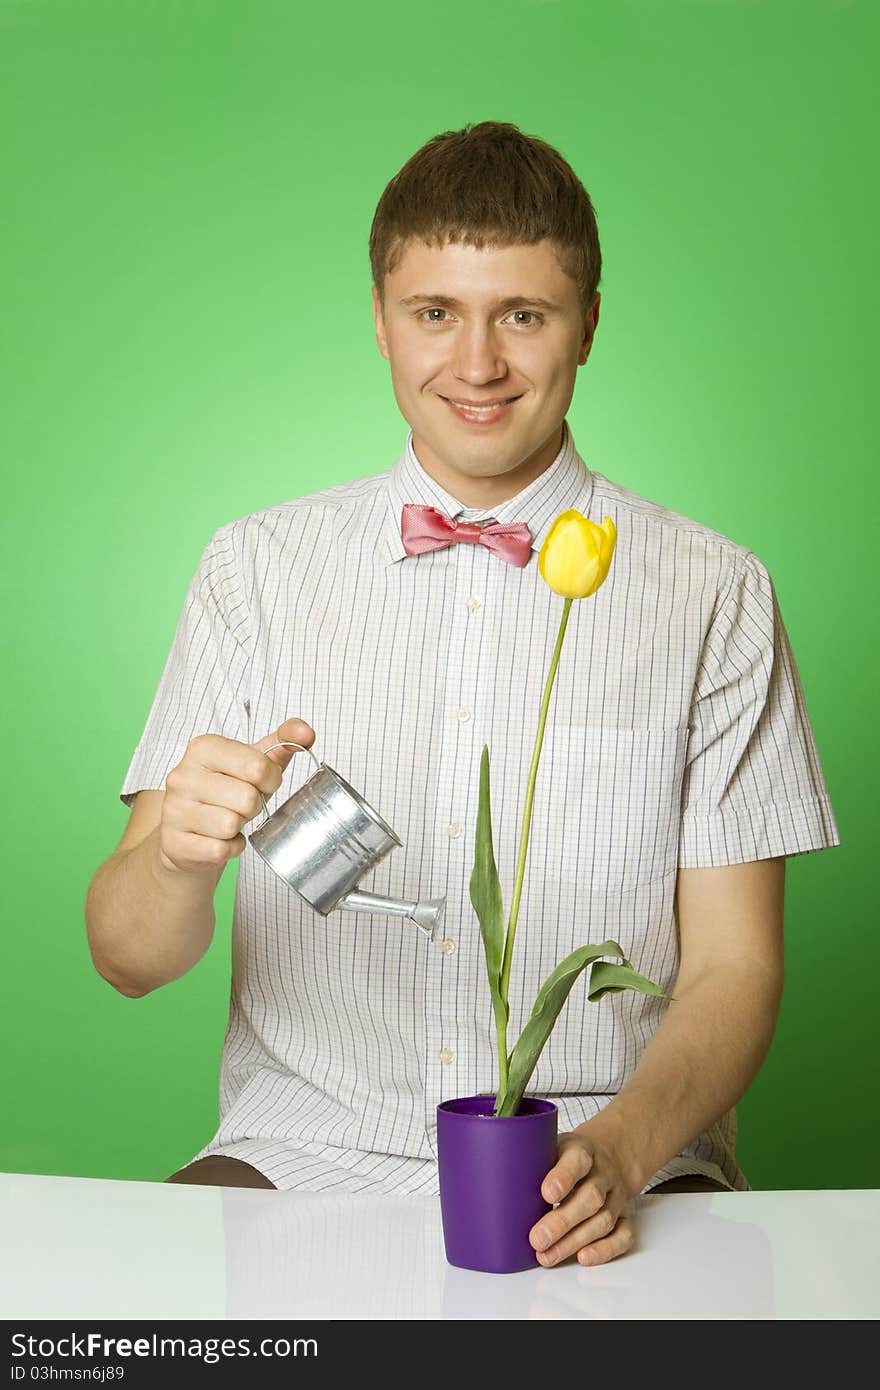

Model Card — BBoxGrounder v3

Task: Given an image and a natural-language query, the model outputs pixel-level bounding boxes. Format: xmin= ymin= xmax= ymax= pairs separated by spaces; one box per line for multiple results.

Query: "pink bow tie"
xmin=401 ymin=504 xmax=533 ymax=568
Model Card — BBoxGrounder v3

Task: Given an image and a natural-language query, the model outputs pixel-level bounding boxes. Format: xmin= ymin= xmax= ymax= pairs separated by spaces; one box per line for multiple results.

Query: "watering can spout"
xmin=336 ymin=889 xmax=447 ymax=942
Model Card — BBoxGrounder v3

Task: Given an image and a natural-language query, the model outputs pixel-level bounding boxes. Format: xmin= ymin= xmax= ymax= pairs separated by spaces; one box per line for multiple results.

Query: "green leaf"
xmin=494 ymin=939 xmax=624 ymax=1116
xmin=468 ymin=745 xmax=508 ymax=1030
xmin=494 ymin=941 xmax=671 ymax=1117
xmin=587 ymin=960 xmax=672 ymax=1003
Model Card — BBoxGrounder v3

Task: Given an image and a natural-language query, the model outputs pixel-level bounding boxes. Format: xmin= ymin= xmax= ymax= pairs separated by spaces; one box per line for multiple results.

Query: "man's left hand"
xmin=529 ymin=1124 xmax=634 ymax=1267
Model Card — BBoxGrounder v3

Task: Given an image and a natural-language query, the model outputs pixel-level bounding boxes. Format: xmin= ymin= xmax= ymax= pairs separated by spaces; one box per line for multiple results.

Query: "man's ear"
xmin=578 ymin=291 xmax=600 ymax=365
xmin=372 ymin=284 xmax=390 ymax=360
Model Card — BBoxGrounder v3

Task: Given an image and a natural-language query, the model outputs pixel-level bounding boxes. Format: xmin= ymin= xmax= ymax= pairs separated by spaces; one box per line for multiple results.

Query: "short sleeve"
xmin=677 ymin=551 xmax=841 ymax=867
xmin=118 ymin=523 xmax=251 ymax=808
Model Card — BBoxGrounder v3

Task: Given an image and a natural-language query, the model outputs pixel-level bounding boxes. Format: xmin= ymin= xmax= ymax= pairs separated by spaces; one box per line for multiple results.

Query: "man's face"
xmin=372 ymin=237 xmax=599 ymax=506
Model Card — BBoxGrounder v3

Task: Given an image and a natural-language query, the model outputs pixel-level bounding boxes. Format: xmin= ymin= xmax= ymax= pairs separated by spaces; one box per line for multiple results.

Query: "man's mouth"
xmin=439 ymin=394 xmax=522 ymax=424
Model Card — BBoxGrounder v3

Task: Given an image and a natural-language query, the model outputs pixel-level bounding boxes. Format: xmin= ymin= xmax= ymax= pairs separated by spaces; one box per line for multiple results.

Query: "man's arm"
xmin=86 ymin=720 xmax=312 ymax=998
xmin=529 ymin=856 xmax=785 ymax=1266
xmin=592 ymin=855 xmax=786 ymax=1191
xmin=85 ymin=791 xmax=224 ymax=998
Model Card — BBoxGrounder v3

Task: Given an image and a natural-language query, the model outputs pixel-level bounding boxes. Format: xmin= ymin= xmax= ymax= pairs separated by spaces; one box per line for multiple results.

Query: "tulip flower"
xmin=538 ymin=509 xmax=617 ymax=599
xmin=469 ymin=509 xmax=671 ymax=1118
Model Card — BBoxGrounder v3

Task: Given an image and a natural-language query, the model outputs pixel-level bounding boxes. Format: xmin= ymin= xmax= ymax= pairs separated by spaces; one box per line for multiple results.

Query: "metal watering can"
xmin=247 ymin=742 xmax=447 ymax=944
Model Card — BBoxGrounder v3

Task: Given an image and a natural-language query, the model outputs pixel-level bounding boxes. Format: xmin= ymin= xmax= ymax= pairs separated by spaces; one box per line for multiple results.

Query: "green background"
xmin=2 ymin=0 xmax=873 ymax=1190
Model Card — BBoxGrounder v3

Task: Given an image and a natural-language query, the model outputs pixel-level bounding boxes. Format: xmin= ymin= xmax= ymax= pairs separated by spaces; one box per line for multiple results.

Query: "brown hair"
xmin=369 ymin=120 xmax=602 ymax=322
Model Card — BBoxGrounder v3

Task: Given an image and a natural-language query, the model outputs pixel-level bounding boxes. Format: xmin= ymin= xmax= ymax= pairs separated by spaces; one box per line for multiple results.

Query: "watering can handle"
xmin=256 ymin=741 xmax=322 ymax=817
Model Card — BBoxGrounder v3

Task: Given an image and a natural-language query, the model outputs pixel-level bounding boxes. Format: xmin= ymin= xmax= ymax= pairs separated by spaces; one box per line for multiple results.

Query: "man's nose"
xmin=451 ymin=328 xmax=508 ymax=382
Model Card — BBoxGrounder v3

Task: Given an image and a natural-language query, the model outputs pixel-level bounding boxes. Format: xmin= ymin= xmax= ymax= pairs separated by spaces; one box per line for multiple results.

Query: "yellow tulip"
xmin=538 ymin=511 xmax=616 ymax=599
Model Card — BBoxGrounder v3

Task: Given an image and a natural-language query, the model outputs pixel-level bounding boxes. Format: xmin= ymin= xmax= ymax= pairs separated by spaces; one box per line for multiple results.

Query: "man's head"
xmin=369 ymin=121 xmax=602 ymax=507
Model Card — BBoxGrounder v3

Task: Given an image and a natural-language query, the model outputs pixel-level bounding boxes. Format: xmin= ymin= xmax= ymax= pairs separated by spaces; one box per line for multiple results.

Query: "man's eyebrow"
xmin=399 ymin=293 xmax=564 ymax=312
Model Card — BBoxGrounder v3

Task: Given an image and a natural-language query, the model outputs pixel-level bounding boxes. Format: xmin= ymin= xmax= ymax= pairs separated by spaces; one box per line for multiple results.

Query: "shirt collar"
xmin=381 ymin=417 xmax=594 ymax=565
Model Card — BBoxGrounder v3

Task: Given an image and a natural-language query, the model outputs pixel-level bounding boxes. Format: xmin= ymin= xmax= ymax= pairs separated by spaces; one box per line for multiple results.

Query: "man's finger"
xmin=535 ymin=1204 xmax=619 ymax=1266
xmin=576 ymin=1214 xmax=635 ymax=1267
xmin=254 ymin=718 xmax=315 ymax=761
xmin=541 ymin=1135 xmax=593 ymax=1202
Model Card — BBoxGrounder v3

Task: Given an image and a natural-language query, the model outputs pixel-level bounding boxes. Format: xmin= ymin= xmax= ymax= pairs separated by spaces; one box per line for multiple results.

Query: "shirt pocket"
xmin=531 ymin=723 xmax=690 ymax=898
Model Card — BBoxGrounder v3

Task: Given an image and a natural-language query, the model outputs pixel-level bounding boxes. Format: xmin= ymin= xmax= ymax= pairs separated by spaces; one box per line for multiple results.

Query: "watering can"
xmin=248 ymin=742 xmax=447 ymax=944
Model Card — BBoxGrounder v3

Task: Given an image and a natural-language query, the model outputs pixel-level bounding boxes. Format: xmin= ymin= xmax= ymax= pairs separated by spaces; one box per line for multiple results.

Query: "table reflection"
xmin=220 ymin=1189 xmax=775 ymax=1320
xmin=221 ymin=1190 xmax=447 ymax=1319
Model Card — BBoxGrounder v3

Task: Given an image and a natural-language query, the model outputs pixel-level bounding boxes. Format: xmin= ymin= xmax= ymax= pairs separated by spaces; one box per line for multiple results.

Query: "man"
xmin=85 ymin=121 xmax=840 ymax=1270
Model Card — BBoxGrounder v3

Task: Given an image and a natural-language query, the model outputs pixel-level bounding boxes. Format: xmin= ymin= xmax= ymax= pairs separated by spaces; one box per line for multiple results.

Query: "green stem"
xmin=494 ymin=1008 xmax=509 ymax=1099
xmin=498 ymin=597 xmax=573 ymax=1011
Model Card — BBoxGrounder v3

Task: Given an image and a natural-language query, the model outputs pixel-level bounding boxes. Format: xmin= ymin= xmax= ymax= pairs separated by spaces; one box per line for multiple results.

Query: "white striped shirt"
xmin=120 ymin=418 xmax=840 ymax=1193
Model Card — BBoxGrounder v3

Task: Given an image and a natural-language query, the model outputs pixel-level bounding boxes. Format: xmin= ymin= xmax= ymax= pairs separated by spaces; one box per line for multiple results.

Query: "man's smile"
xmin=438 ymin=393 xmax=523 ymax=424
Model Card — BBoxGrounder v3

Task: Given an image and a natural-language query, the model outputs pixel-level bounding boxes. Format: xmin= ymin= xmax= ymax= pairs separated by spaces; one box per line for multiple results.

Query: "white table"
xmin=1 ymin=1173 xmax=877 ymax=1320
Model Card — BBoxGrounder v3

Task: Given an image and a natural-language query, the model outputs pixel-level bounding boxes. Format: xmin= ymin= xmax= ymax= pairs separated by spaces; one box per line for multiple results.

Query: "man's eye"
xmin=418 ymin=309 xmax=540 ymax=325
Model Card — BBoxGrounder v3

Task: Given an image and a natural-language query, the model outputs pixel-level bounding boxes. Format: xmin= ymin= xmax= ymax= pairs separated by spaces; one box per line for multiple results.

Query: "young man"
xmin=85 ymin=121 xmax=840 ymax=1270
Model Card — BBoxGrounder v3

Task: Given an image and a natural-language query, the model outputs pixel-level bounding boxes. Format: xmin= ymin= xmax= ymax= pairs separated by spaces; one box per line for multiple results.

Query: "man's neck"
xmin=410 ymin=422 xmax=565 ymax=509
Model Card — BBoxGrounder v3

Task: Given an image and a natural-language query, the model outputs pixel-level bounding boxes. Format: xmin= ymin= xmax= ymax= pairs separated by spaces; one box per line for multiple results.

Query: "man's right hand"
xmin=158 ymin=717 xmax=316 ymax=874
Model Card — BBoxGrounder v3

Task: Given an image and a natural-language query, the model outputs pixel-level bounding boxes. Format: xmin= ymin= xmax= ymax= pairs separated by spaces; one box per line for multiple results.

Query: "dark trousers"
xmin=164 ymin=1155 xmax=729 ymax=1194
xmin=166 ymin=1156 xmax=277 ymax=1188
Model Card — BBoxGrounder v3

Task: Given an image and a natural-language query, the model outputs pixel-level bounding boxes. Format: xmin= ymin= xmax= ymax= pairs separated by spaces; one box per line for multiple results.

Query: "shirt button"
xmin=439 ymin=938 xmax=456 ymax=955
xmin=455 ymin=707 xmax=471 ymax=721
xmin=466 ymin=595 xmax=482 ymax=610
xmin=438 ymin=1048 xmax=455 ymax=1065
xmin=447 ymin=822 xmax=462 ymax=838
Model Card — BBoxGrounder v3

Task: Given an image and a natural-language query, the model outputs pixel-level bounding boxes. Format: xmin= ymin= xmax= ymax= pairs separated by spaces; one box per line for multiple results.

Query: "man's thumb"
xmin=253 ymin=717 xmax=316 ymax=766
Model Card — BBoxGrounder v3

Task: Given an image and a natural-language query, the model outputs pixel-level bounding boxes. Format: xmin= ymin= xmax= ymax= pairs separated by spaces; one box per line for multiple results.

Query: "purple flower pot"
xmin=437 ymin=1093 xmax=558 ymax=1273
